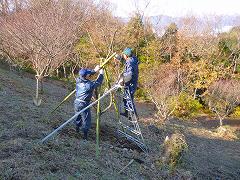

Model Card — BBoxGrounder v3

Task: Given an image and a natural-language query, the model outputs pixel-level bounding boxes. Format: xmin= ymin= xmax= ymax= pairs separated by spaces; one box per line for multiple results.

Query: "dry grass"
xmin=0 ymin=67 xmax=240 ymax=179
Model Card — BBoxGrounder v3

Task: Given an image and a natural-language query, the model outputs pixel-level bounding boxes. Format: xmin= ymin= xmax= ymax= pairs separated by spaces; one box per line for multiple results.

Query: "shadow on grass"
xmin=196 ymin=116 xmax=240 ymax=129
xmin=182 ymin=131 xmax=240 ymax=179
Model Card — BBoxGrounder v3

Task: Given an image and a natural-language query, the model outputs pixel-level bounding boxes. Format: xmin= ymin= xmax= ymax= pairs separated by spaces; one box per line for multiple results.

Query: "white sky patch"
xmin=107 ymin=0 xmax=240 ymax=17
xmin=216 ymin=25 xmax=234 ymax=33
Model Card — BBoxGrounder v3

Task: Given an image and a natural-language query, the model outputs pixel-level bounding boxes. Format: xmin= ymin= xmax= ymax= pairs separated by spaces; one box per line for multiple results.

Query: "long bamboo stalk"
xmin=50 ymin=89 xmax=76 ymax=114
xmin=96 ymin=93 xmax=101 ymax=158
xmin=41 ymin=84 xmax=121 ymax=143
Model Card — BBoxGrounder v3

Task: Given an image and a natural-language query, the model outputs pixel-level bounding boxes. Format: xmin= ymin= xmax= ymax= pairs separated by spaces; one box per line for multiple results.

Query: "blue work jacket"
xmin=75 ymin=74 xmax=103 ymax=104
xmin=123 ymin=56 xmax=139 ymax=93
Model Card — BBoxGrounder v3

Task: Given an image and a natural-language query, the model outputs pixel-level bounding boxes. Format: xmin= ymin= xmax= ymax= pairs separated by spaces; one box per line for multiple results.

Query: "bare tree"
xmin=0 ymin=0 xmax=93 ymax=105
xmin=143 ymin=63 xmax=180 ymax=120
xmin=172 ymin=15 xmax=223 ymax=98
xmin=0 ymin=0 xmax=28 ymax=14
xmin=73 ymin=1 xmax=123 ymax=81
xmin=84 ymin=1 xmax=122 ymax=56
xmin=206 ymin=79 xmax=240 ymax=126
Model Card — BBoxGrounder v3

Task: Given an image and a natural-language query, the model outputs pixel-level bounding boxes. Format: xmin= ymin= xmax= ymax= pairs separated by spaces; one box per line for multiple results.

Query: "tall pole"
xmin=41 ymin=84 xmax=121 ymax=143
xmin=96 ymin=93 xmax=101 ymax=158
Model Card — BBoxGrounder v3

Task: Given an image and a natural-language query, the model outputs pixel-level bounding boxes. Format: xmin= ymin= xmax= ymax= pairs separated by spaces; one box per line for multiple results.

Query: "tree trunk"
xmin=33 ymin=75 xmax=42 ymax=106
xmin=233 ymin=59 xmax=237 ymax=74
xmin=219 ymin=117 xmax=223 ymax=127
xmin=36 ymin=77 xmax=39 ymax=98
xmin=40 ymin=78 xmax=44 ymax=94
xmin=63 ymin=65 xmax=67 ymax=79
xmin=71 ymin=66 xmax=76 ymax=79
xmin=56 ymin=69 xmax=59 ymax=78
xmin=193 ymin=88 xmax=197 ymax=99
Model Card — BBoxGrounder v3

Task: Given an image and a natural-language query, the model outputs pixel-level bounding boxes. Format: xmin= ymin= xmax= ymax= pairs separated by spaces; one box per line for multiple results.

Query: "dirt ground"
xmin=0 ymin=66 xmax=240 ymax=179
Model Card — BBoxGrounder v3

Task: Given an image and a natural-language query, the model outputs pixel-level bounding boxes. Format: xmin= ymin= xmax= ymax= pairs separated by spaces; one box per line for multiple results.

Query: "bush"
xmin=215 ymin=126 xmax=238 ymax=140
xmin=23 ymin=66 xmax=35 ymax=74
xmin=233 ymin=106 xmax=240 ymax=117
xmin=157 ymin=133 xmax=188 ymax=171
xmin=135 ymin=88 xmax=149 ymax=101
xmin=173 ymin=92 xmax=203 ymax=118
xmin=205 ymin=79 xmax=240 ymax=126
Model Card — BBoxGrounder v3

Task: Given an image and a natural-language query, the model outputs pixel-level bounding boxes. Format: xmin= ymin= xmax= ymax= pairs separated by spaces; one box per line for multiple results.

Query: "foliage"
xmin=122 ymin=14 xmax=145 ymax=54
xmin=160 ymin=23 xmax=178 ymax=62
xmin=141 ymin=63 xmax=180 ymax=120
xmin=218 ymin=27 xmax=240 ymax=74
xmin=205 ymin=79 xmax=240 ymax=126
xmin=1 ymin=1 xmax=240 ymax=116
xmin=183 ymin=60 xmax=218 ymax=97
xmin=158 ymin=133 xmax=188 ymax=171
xmin=173 ymin=92 xmax=203 ymax=118
xmin=135 ymin=88 xmax=149 ymax=101
xmin=141 ymin=38 xmax=163 ymax=63
xmin=232 ymin=106 xmax=240 ymax=117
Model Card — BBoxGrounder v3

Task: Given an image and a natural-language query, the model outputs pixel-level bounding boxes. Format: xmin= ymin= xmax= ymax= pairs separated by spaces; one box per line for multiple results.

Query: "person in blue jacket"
xmin=74 ymin=65 xmax=104 ymax=140
xmin=115 ymin=47 xmax=139 ymax=117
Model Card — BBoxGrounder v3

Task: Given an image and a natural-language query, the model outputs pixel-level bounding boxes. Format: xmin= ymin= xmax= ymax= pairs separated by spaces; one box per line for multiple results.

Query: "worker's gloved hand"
xmin=94 ymin=65 xmax=100 ymax=72
xmin=99 ymin=69 xmax=104 ymax=75
xmin=115 ymin=54 xmax=123 ymax=61
xmin=118 ymin=73 xmax=124 ymax=86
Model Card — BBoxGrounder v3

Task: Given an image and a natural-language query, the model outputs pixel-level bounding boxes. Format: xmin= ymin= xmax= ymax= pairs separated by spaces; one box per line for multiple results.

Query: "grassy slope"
xmin=0 ymin=67 xmax=154 ymax=179
xmin=0 ymin=66 xmax=240 ymax=179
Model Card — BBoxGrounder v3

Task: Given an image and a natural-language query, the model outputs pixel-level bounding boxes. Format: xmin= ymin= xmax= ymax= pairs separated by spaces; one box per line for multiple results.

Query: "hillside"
xmin=0 ymin=66 xmax=240 ymax=179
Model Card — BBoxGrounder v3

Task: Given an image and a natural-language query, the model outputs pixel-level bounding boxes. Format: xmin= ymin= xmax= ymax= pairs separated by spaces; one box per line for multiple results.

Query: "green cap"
xmin=123 ymin=47 xmax=132 ymax=57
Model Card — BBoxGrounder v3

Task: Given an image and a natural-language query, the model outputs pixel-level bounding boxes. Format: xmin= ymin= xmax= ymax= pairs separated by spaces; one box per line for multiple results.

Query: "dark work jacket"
xmin=123 ymin=56 xmax=139 ymax=94
xmin=75 ymin=74 xmax=103 ymax=104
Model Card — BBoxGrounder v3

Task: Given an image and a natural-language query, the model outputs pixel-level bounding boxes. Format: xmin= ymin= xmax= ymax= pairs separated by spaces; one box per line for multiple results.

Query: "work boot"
xmin=120 ymin=111 xmax=128 ymax=118
xmin=75 ymin=125 xmax=80 ymax=133
xmin=83 ymin=131 xmax=88 ymax=140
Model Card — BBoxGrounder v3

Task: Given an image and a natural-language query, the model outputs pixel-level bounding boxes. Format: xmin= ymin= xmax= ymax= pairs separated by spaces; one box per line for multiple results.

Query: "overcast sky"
xmin=107 ymin=0 xmax=240 ymax=17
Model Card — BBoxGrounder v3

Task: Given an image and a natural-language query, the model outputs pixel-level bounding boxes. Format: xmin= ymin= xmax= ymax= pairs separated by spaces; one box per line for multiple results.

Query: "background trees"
xmin=0 ymin=0 xmax=94 ymax=105
xmin=206 ymin=79 xmax=240 ymax=126
xmin=0 ymin=0 xmax=240 ymax=122
xmin=138 ymin=15 xmax=240 ymax=121
xmin=141 ymin=63 xmax=180 ymax=120
xmin=218 ymin=27 xmax=240 ymax=74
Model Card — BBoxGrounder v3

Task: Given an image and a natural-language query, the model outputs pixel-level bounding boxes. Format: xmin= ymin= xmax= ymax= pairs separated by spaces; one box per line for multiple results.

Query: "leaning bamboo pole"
xmin=41 ymin=83 xmax=121 ymax=143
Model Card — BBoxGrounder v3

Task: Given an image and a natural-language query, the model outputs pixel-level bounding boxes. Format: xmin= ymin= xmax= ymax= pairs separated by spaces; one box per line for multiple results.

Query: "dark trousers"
xmin=74 ymin=100 xmax=91 ymax=134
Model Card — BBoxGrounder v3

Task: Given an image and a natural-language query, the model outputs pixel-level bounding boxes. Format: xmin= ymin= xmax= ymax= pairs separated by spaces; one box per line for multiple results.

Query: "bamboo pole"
xmin=41 ymin=84 xmax=121 ymax=143
xmin=96 ymin=93 xmax=101 ymax=158
xmin=118 ymin=159 xmax=134 ymax=174
xmin=50 ymin=89 xmax=76 ymax=114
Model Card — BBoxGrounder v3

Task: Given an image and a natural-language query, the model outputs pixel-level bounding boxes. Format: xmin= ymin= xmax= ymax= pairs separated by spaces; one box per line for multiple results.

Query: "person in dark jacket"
xmin=115 ymin=47 xmax=139 ymax=117
xmin=74 ymin=66 xmax=104 ymax=140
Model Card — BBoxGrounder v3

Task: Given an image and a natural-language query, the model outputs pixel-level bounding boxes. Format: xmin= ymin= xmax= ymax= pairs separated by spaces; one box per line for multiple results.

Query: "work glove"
xmin=114 ymin=54 xmax=123 ymax=61
xmin=94 ymin=65 xmax=100 ymax=72
xmin=118 ymin=73 xmax=124 ymax=86
xmin=99 ymin=69 xmax=104 ymax=75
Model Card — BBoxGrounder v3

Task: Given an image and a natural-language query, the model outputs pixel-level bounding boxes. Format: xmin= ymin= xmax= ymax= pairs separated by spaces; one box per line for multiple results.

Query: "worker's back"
xmin=75 ymin=73 xmax=104 ymax=104
xmin=76 ymin=77 xmax=94 ymax=104
xmin=124 ymin=55 xmax=139 ymax=92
